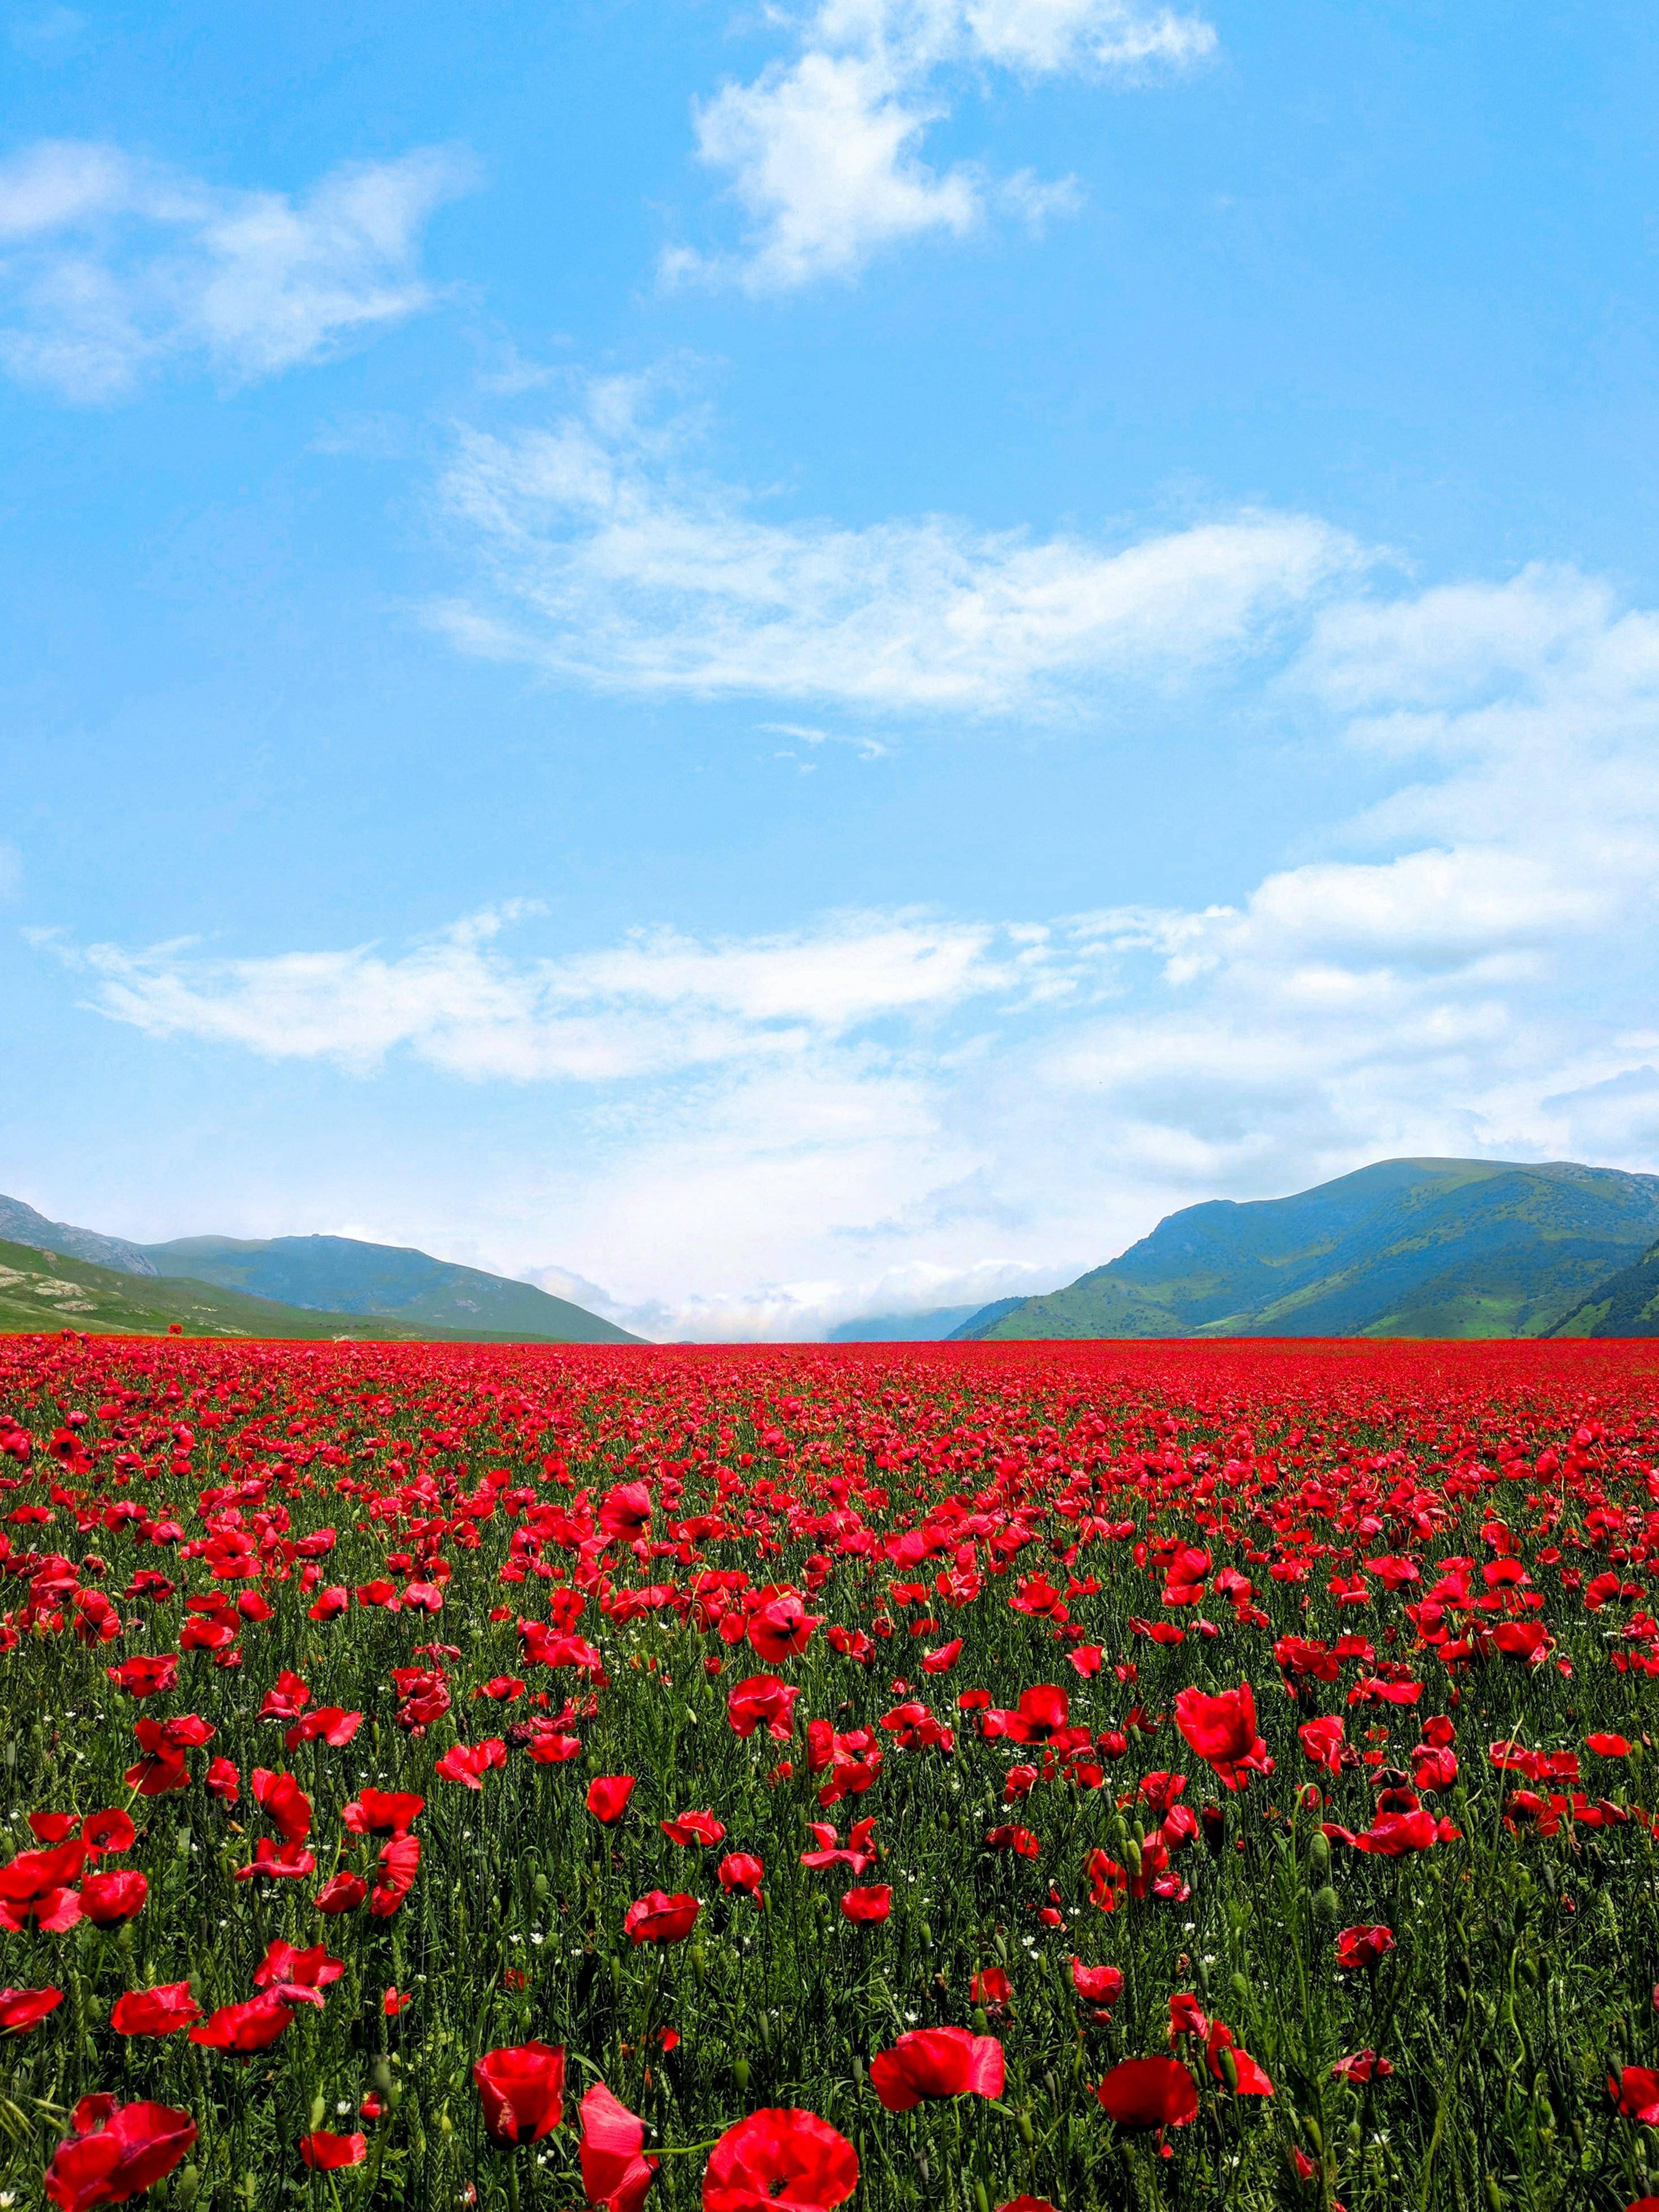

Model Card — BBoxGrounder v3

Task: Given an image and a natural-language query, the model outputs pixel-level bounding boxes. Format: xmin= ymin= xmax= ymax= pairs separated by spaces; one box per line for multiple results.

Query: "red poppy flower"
xmin=253 ymin=1940 xmax=344 ymax=1993
xmin=1334 ymin=1924 xmax=1395 ymax=1971
xmin=971 ymin=1967 xmax=1012 ymax=2011
xmin=473 ymin=2042 xmax=566 ymax=2144
xmin=727 ymin=1675 xmax=800 ymax=1741
xmin=718 ymin=1852 xmax=764 ymax=1896
xmin=234 ymin=1838 xmax=317 ymax=1883
xmin=1205 ymin=2022 xmax=1273 ymax=2094
xmin=0 ymin=1984 xmax=62 ymax=2034
xmin=921 ymin=1637 xmax=962 ymax=1673
xmin=111 ymin=1982 xmax=199 ymax=2037
xmin=840 ymin=1883 xmax=891 ymax=1923
xmin=370 ymin=1834 xmax=421 ymax=1917
xmin=106 ymin=1653 xmax=178 ymax=1699
xmin=300 ymin=2132 xmax=367 ymax=2170
xmin=1331 ymin=2050 xmax=1393 ymax=2083
xmin=1612 ymin=2066 xmax=1659 ymax=2124
xmin=313 ymin=1869 xmax=368 ymax=1914
xmin=250 ymin=1769 xmax=312 ymax=1844
xmin=1173 ymin=1684 xmax=1272 ymax=1791
xmin=662 ymin=1810 xmax=726 ymax=1847
xmin=81 ymin=1809 xmax=136 ymax=1857
xmin=1096 ymin=2056 xmax=1199 ymax=2130
xmin=1069 ymin=1959 xmax=1124 ymax=2008
xmin=80 ymin=1870 xmax=148 ymax=1927
xmin=341 ymin=1787 xmax=424 ymax=1837
xmin=587 ymin=1775 xmax=637 ymax=1825
xmin=702 ymin=2109 xmax=858 ymax=2212
xmin=189 ymin=1993 xmax=300 ymax=2053
xmin=624 ymin=1890 xmax=702 ymax=1946
xmin=580 ymin=2081 xmax=658 ymax=2212
xmin=1588 ymin=1733 xmax=1631 ymax=1757
xmin=205 ymin=1757 xmax=240 ymax=1803
xmin=286 ymin=1706 xmax=364 ymax=1751
xmin=869 ymin=2027 xmax=1004 ymax=2110
xmin=749 ymin=1593 xmax=823 ymax=1664
xmin=44 ymin=2097 xmax=197 ymax=2212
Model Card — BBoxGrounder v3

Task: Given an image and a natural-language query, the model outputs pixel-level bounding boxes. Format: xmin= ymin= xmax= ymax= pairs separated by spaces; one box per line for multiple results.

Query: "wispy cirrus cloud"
xmin=433 ymin=376 xmax=1363 ymax=716
xmin=667 ymin=0 xmax=1216 ymax=290
xmin=0 ymin=139 xmax=476 ymax=400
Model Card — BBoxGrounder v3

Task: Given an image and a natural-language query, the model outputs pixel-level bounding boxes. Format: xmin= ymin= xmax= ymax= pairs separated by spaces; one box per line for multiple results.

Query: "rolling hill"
xmin=0 ymin=1237 xmax=628 ymax=1343
xmin=0 ymin=1197 xmax=641 ymax=1344
xmin=137 ymin=1234 xmax=640 ymax=1344
xmin=953 ymin=1158 xmax=1659 ymax=1342
xmin=1548 ymin=1239 xmax=1659 ymax=1337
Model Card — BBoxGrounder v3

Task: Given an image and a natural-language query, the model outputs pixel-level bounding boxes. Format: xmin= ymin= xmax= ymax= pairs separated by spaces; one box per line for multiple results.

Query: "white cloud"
xmin=0 ymin=140 xmax=474 ymax=400
xmin=434 ymin=378 xmax=1361 ymax=714
xmin=30 ymin=557 xmax=1659 ymax=1339
xmin=53 ymin=908 xmax=1034 ymax=1081
xmin=670 ymin=0 xmax=1214 ymax=289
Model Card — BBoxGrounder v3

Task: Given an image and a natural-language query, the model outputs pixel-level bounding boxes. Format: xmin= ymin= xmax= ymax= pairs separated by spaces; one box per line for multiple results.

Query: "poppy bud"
xmin=733 ymin=2058 xmax=750 ymax=2091
xmin=919 ymin=1921 xmax=932 ymax=1947
xmin=1230 ymin=1972 xmax=1250 ymax=2009
xmin=1314 ymin=1886 xmax=1340 ymax=1925
xmin=1347 ymin=2120 xmax=1363 ymax=2157
xmin=177 ymin=2168 xmax=200 ymax=2209
xmin=975 ymin=2184 xmax=991 ymax=2212
xmin=972 ymin=2007 xmax=989 ymax=2034
xmin=372 ymin=2058 xmax=394 ymax=2098
xmin=1308 ymin=1833 xmax=1330 ymax=1880
xmin=1304 ymin=2117 xmax=1323 ymax=2154
xmin=1483 ymin=2179 xmax=1503 ymax=2212
xmin=1124 ymin=1838 xmax=1142 ymax=1876
xmin=309 ymin=2096 xmax=327 ymax=2131
xmin=1017 ymin=2109 xmax=1034 ymax=2147
xmin=534 ymin=1873 xmax=550 ymax=1903
xmin=1218 ymin=2046 xmax=1239 ymax=2093
xmin=439 ymin=2108 xmax=453 ymax=2137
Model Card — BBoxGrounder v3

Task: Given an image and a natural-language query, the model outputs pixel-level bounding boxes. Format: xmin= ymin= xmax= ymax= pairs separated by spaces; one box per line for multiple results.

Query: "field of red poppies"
xmin=3 ymin=1333 xmax=1659 ymax=2212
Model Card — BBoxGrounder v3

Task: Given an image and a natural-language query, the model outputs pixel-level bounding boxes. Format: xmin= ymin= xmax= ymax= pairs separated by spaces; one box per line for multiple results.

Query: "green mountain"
xmin=0 ymin=1193 xmax=158 ymax=1277
xmin=953 ymin=1158 xmax=1659 ymax=1342
xmin=1548 ymin=1239 xmax=1659 ymax=1337
xmin=137 ymin=1233 xmax=641 ymax=1345
xmin=0 ymin=1237 xmax=628 ymax=1343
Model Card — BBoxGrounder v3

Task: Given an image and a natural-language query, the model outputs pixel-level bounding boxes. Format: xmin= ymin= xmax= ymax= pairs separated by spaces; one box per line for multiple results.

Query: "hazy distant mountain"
xmin=954 ymin=1159 xmax=1659 ymax=1341
xmin=1549 ymin=1239 xmax=1659 ymax=1337
xmin=139 ymin=1233 xmax=641 ymax=1344
xmin=0 ymin=1194 xmax=158 ymax=1277
xmin=826 ymin=1306 xmax=988 ymax=1342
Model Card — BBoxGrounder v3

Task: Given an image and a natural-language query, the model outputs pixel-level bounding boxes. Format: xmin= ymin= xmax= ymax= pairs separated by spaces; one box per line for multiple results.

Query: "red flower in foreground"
xmin=718 ymin=1852 xmax=764 ymax=1896
xmin=341 ymin=1787 xmax=423 ymax=1837
xmin=1096 ymin=2057 xmax=1199 ymax=2131
xmin=1612 ymin=2066 xmax=1659 ymax=2124
xmin=587 ymin=1775 xmax=637 ymax=1825
xmin=44 ymin=2097 xmax=197 ymax=2212
xmin=580 ymin=2081 xmax=658 ymax=2212
xmin=0 ymin=1984 xmax=62 ymax=2034
xmin=313 ymin=1870 xmax=368 ymax=1915
xmin=1173 ymin=1684 xmax=1272 ymax=1791
xmin=702 ymin=2109 xmax=858 ymax=2212
xmin=869 ymin=2027 xmax=1004 ymax=2111
xmin=80 ymin=1869 xmax=148 ymax=1927
xmin=190 ymin=1993 xmax=305 ymax=2053
xmin=727 ymin=1675 xmax=800 ymax=1741
xmin=474 ymin=2042 xmax=566 ymax=2144
xmin=111 ymin=1982 xmax=200 ymax=2037
xmin=840 ymin=1883 xmax=891 ymax=1923
xmin=662 ymin=1809 xmax=726 ymax=1847
xmin=624 ymin=1890 xmax=702 ymax=1946
xmin=1335 ymin=1924 xmax=1395 ymax=1971
xmin=1070 ymin=1959 xmax=1124 ymax=2010
xmin=300 ymin=2132 xmax=367 ymax=2170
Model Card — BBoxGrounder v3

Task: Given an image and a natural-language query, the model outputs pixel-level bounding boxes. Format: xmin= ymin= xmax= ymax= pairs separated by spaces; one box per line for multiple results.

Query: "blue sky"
xmin=5 ymin=0 xmax=1658 ymax=1337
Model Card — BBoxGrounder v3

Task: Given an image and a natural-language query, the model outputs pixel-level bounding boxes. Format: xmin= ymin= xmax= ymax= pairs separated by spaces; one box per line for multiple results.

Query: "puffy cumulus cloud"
xmin=434 ymin=378 xmax=1359 ymax=715
xmin=0 ymin=139 xmax=474 ymax=400
xmin=667 ymin=0 xmax=1214 ymax=290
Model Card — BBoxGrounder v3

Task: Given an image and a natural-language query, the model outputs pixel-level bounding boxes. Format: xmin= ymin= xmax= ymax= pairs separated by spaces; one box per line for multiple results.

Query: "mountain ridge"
xmin=0 ymin=1198 xmax=640 ymax=1345
xmin=953 ymin=1158 xmax=1659 ymax=1342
